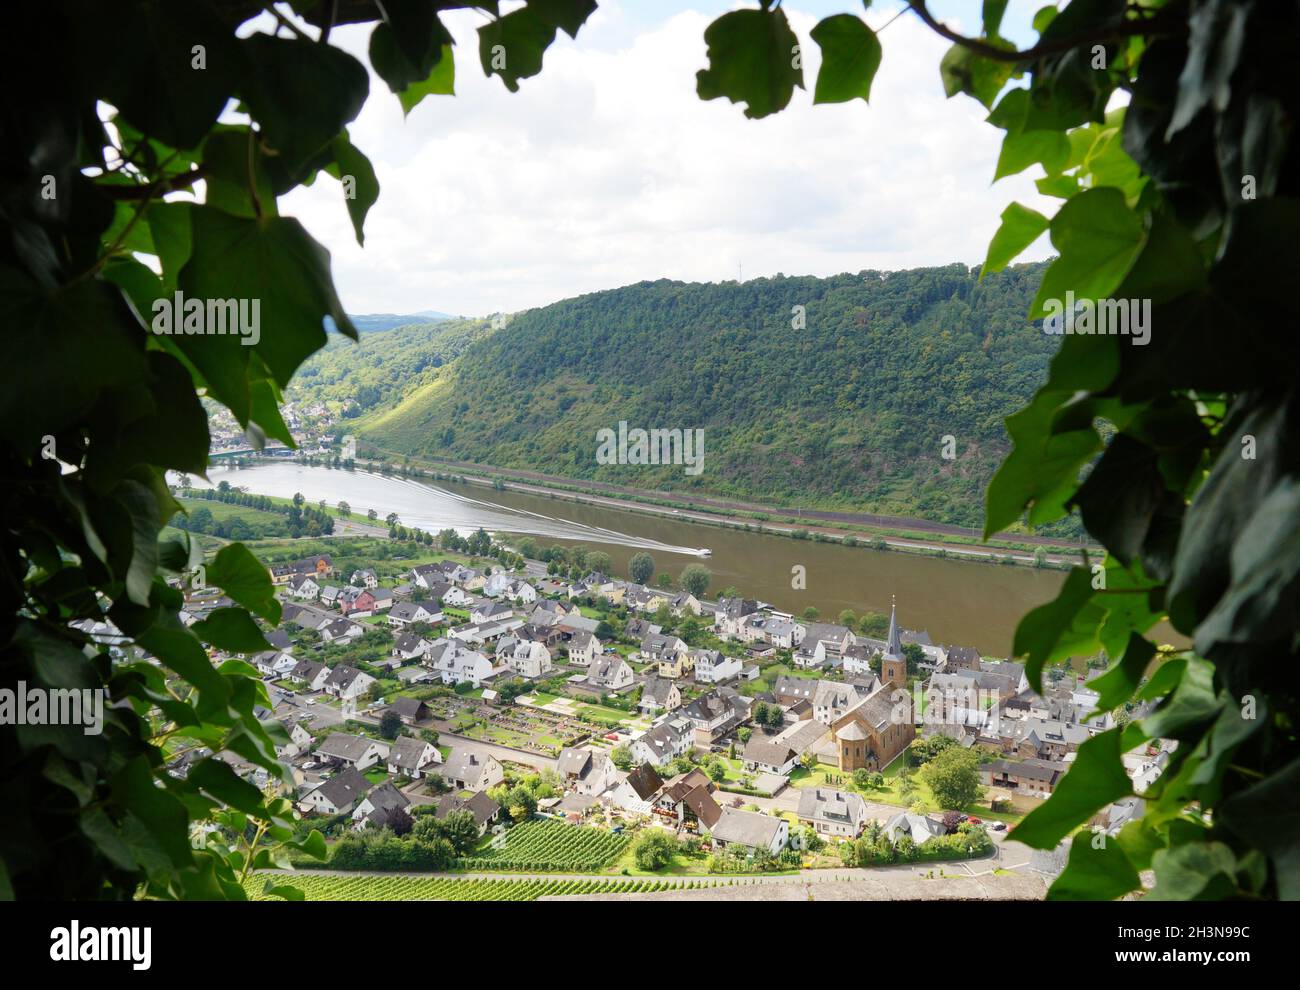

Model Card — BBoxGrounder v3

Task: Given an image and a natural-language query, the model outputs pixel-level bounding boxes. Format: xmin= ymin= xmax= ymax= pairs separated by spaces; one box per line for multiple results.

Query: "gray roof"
xmin=388 ymin=735 xmax=433 ymax=772
xmin=316 ymin=733 xmax=380 ymax=762
xmin=797 ymin=786 xmax=867 ymax=828
xmin=309 ymin=767 xmax=368 ymax=809
xmin=710 ymin=807 xmax=783 ymax=847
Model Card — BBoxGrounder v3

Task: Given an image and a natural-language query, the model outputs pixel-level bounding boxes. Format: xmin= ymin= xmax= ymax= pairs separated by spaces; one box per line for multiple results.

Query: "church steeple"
xmin=881 ymin=596 xmax=907 ymax=691
xmin=885 ymin=595 xmax=902 ymax=659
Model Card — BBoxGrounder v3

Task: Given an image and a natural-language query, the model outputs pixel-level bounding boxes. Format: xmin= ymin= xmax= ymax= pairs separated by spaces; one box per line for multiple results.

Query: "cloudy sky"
xmin=278 ymin=1 xmax=1054 ymax=317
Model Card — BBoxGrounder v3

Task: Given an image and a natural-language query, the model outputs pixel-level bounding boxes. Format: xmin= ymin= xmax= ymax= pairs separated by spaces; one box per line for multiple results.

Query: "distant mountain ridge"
xmin=294 ymin=263 xmax=1066 ymax=531
xmin=326 ymin=310 xmax=458 ymax=334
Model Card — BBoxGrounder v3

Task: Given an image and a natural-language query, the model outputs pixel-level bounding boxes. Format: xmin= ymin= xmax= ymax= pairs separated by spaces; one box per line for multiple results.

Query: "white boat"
xmin=698 ymin=548 xmax=712 ymax=557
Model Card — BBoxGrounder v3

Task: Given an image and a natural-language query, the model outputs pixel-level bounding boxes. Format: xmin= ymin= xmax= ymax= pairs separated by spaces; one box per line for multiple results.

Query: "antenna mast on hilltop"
xmin=738 ymin=261 xmax=743 ymax=283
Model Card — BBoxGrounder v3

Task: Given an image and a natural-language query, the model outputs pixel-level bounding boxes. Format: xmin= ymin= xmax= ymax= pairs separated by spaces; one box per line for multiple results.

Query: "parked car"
xmin=991 ymin=821 xmax=1007 ymax=831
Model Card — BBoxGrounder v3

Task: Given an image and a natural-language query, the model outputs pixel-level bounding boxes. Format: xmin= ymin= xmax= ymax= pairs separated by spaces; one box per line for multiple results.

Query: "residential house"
xmin=320 ymin=618 xmax=364 ymax=644
xmin=813 ymin=681 xmax=864 ymax=725
xmin=351 ymin=568 xmax=378 ymax=589
xmin=314 ymin=732 xmax=390 ymax=771
xmin=883 ymin=812 xmax=946 ymax=845
xmin=299 ymin=767 xmax=368 ymax=815
xmin=274 ymin=718 xmax=314 ymax=759
xmin=288 ymin=574 xmax=320 ymax=600
xmin=323 ymin=664 xmax=375 ymax=700
xmin=391 ymin=632 xmax=432 ymax=661
xmin=441 ymin=750 xmax=504 ymax=792
xmin=427 ymin=641 xmax=496 ymax=688
xmin=982 ymin=758 xmax=1067 ymax=798
xmin=639 ymin=675 xmax=681 ymax=715
xmin=564 ymin=630 xmax=602 ymax=666
xmin=352 ymin=782 xmax=410 ymax=829
xmin=797 ymin=787 xmax=869 ymax=839
xmin=585 ymin=656 xmax=635 ymax=692
xmin=384 ymin=696 xmax=431 ymax=725
xmin=555 ymin=747 xmax=619 ymax=796
xmin=604 ymin=762 xmax=665 ymax=814
xmin=506 ymin=639 xmax=553 ymax=679
xmin=288 ymin=659 xmax=329 ymax=692
xmin=386 ymin=735 xmax=442 ymax=778
xmin=631 ymin=717 xmax=693 ymax=766
xmin=434 ymin=791 xmax=501 ymax=836
xmin=708 ymin=807 xmax=788 ymax=854
xmin=652 ymin=769 xmax=723 ymax=831
xmin=680 ymin=688 xmax=749 ymax=745
xmin=692 ymin=649 xmax=742 ymax=685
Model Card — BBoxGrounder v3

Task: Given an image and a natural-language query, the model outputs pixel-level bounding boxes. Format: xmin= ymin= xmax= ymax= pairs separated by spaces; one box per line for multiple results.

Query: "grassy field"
xmin=176 ymin=496 xmax=289 ymax=528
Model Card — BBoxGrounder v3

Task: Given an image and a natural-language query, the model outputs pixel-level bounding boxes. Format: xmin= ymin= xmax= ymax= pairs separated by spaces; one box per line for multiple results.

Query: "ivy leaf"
xmin=1012 ymin=567 xmax=1106 ymax=690
xmin=1139 ymin=656 xmax=1221 ymax=740
xmin=1030 ymin=187 xmax=1147 ymax=319
xmin=994 ymin=129 xmax=1071 ymax=180
xmin=1194 ymin=476 xmax=1300 ymax=659
xmin=93 ymin=1 xmax=241 ymax=150
xmin=1011 ymin=727 xmax=1134 ymax=849
xmin=1150 ymin=842 xmax=1240 ymax=900
xmin=529 ymin=0 xmax=598 ymax=38
xmin=325 ymin=132 xmax=380 ymax=247
xmin=1218 ymin=757 xmax=1300 ymax=900
xmin=1071 ymin=434 xmax=1165 ymax=567
xmin=178 ymin=206 xmax=357 ymax=423
xmin=696 ymin=7 xmax=804 ymax=120
xmin=238 ymin=36 xmax=369 ymax=177
xmin=187 ymin=759 xmax=270 ymax=817
xmin=1166 ymin=0 xmax=1249 ymax=140
xmin=369 ymin=3 xmax=453 ymax=95
xmin=207 ymin=544 xmax=281 ymax=624
xmin=201 ymin=129 xmax=279 ymax=220
xmin=192 ymin=607 xmax=272 ymax=654
xmin=1047 ymin=832 xmax=1141 ymax=900
xmin=110 ymin=757 xmax=193 ymax=869
xmin=1087 ymin=633 xmax=1156 ymax=714
xmin=810 ymin=15 xmax=881 ymax=105
xmin=398 ymin=46 xmax=456 ymax=115
xmin=478 ymin=6 xmax=561 ymax=93
xmin=941 ymin=42 xmax=1015 ymax=110
xmin=981 ymin=202 xmax=1049 ymax=278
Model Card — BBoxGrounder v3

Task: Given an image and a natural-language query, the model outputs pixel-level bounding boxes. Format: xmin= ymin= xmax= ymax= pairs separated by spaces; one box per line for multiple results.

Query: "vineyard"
xmin=244 ymin=874 xmax=721 ymax=901
xmin=460 ymin=819 xmax=629 ymax=872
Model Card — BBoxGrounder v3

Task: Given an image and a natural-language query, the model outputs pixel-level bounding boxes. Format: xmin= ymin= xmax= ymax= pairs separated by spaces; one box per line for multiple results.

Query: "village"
xmin=134 ymin=532 xmax=1173 ymax=897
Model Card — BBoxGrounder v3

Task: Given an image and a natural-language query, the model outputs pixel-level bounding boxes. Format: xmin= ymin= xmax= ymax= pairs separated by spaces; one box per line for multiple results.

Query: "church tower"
xmin=881 ymin=597 xmax=908 ymax=690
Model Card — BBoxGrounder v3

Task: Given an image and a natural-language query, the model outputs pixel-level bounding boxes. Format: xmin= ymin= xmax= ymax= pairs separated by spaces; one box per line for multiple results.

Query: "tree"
xmin=655 ymin=573 xmax=674 ymax=590
xmin=632 ymin=829 xmax=677 ymax=871
xmin=584 ymin=551 xmax=612 ymax=575
xmin=368 ymin=509 xmax=378 ymax=522
xmin=901 ymin=642 xmax=925 ymax=676
xmin=837 ymin=609 xmax=857 ymax=628
xmin=679 ymin=563 xmax=711 ymax=598
xmin=378 ymin=711 xmax=402 ymax=740
xmin=629 ymin=552 xmax=655 ymax=585
xmin=337 ymin=501 xmax=351 ymax=518
xmin=918 ymin=748 xmax=981 ymax=812
xmin=610 ymin=744 xmax=633 ymax=770
xmin=440 ymin=810 xmax=481 ymax=856
xmin=800 ymin=606 xmax=820 ymax=622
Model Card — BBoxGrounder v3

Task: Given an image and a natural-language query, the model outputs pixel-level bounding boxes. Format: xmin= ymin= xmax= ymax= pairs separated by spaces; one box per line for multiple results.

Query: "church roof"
xmin=884 ymin=599 xmax=903 ymax=660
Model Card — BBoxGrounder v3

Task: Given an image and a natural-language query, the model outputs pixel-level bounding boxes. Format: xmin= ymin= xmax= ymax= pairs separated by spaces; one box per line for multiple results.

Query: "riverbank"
xmin=340 ymin=452 xmax=1093 ymax=569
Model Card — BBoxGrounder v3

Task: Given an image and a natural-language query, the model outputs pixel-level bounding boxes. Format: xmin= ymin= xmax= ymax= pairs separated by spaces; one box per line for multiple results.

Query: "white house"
xmin=555 ymin=747 xmax=619 ymax=797
xmin=631 ymin=717 xmax=692 ymax=766
xmin=691 ymin=649 xmax=742 ymax=684
xmin=323 ymin=664 xmax=375 ymax=700
xmin=299 ymin=767 xmax=369 ymax=815
xmin=314 ymin=732 xmax=390 ymax=770
xmin=320 ymin=618 xmax=364 ymax=644
xmin=288 ymin=574 xmax=320 ymax=600
xmin=564 ymin=630 xmax=602 ymax=666
xmin=585 ymin=656 xmax=634 ymax=691
xmin=441 ymin=750 xmax=504 ymax=792
xmin=506 ymin=639 xmax=552 ymax=679
xmin=274 ymin=719 xmax=314 ymax=759
xmin=386 ymin=735 xmax=443 ymax=778
xmin=428 ymin=642 xmax=495 ymax=687
xmin=351 ymin=568 xmax=378 ymax=589
xmin=289 ymin=659 xmax=329 ymax=691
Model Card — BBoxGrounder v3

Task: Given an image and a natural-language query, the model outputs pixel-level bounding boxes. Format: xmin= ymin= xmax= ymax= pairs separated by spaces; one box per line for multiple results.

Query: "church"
xmin=829 ymin=600 xmax=915 ymax=772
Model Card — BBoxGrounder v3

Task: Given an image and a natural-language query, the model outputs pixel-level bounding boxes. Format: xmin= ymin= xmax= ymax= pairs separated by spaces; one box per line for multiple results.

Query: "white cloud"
xmin=279 ymin=2 xmax=1055 ymax=316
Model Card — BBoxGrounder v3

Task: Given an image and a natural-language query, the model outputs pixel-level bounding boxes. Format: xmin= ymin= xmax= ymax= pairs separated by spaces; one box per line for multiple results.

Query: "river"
xmin=197 ymin=461 xmax=1068 ymax=656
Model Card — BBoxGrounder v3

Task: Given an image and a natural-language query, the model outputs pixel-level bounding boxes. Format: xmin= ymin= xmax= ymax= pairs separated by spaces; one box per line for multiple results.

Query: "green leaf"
xmin=810 ymin=15 xmax=881 ymax=105
xmin=369 ymin=1 xmax=453 ymax=94
xmin=1139 ymin=656 xmax=1222 ymax=741
xmin=1031 ymin=187 xmax=1147 ymax=318
xmin=1218 ymin=757 xmax=1300 ymax=900
xmin=207 ymin=544 xmax=281 ymax=624
xmin=696 ymin=8 xmax=804 ymax=120
xmin=110 ymin=757 xmax=193 ymax=868
xmin=981 ymin=202 xmax=1049 ymax=278
xmin=1011 ymin=727 xmax=1134 ymax=849
xmin=201 ymin=129 xmax=279 ymax=220
xmin=994 ymin=129 xmax=1071 ymax=180
xmin=187 ymin=759 xmax=269 ymax=817
xmin=192 ymin=607 xmax=272 ymax=654
xmin=398 ymin=46 xmax=456 ymax=115
xmin=1012 ymin=567 xmax=1106 ymax=689
xmin=478 ymin=6 xmax=560 ymax=94
xmin=238 ymin=36 xmax=369 ymax=177
xmin=941 ymin=42 xmax=1015 ymax=109
xmin=1087 ymin=633 xmax=1155 ymax=714
xmin=1166 ymin=0 xmax=1249 ymax=139
xmin=1150 ymin=842 xmax=1240 ymax=900
xmin=528 ymin=0 xmax=599 ymax=38
xmin=114 ymin=478 xmax=163 ymax=606
xmin=325 ymin=132 xmax=380 ymax=247
xmin=177 ymin=207 xmax=356 ymax=421
xmin=1047 ymin=832 xmax=1141 ymax=900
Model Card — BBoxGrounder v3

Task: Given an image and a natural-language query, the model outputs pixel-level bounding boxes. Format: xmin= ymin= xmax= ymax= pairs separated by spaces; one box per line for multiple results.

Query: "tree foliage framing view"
xmin=0 ymin=0 xmax=1295 ymax=901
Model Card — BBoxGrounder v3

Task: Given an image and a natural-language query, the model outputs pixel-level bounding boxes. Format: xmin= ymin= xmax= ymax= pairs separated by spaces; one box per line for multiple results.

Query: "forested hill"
xmin=313 ymin=262 xmax=1060 ymax=529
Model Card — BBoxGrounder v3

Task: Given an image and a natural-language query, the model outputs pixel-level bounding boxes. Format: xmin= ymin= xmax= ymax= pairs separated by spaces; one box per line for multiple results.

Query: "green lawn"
xmin=364 ymin=768 xmax=388 ymax=785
